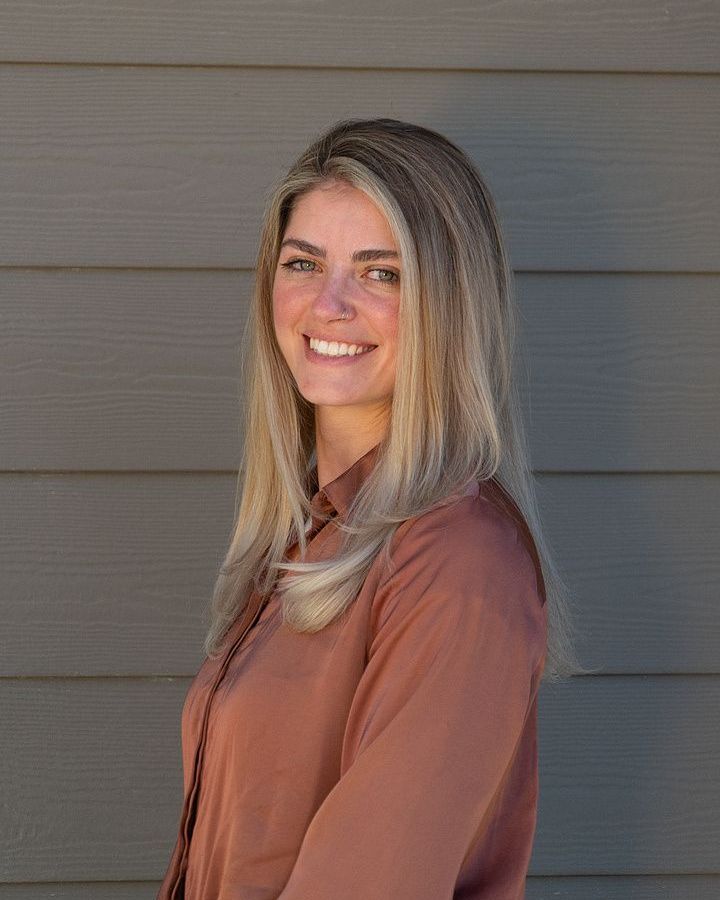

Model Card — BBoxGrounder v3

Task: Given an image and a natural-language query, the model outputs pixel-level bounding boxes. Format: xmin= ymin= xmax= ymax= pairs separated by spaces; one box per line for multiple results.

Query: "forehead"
xmin=284 ymin=181 xmax=396 ymax=246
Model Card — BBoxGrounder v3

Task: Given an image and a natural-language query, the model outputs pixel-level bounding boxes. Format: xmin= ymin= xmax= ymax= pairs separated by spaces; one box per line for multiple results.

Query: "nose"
xmin=310 ymin=270 xmax=355 ymax=321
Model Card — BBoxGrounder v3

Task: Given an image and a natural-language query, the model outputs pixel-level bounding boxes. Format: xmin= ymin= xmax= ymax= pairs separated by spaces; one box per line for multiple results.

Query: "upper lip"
xmin=304 ymin=333 xmax=377 ymax=347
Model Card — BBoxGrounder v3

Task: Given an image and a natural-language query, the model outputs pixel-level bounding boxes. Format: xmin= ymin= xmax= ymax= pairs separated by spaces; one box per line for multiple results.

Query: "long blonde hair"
xmin=204 ymin=118 xmax=587 ymax=681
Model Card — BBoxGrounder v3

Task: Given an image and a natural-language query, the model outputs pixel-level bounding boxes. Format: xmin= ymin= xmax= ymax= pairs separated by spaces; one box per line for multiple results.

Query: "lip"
xmin=302 ymin=333 xmax=378 ymax=363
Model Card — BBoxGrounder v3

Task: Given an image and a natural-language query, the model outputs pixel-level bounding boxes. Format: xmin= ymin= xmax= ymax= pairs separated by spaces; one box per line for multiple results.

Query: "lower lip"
xmin=303 ymin=335 xmax=377 ymax=364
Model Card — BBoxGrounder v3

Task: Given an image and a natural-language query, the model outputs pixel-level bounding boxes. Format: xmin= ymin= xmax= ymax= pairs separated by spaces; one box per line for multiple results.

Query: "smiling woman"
xmin=157 ymin=118 xmax=583 ymax=900
xmin=272 ymin=180 xmax=401 ymax=484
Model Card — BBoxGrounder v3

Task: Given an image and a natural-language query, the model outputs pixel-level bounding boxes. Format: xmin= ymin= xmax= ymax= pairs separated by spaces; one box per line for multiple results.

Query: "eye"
xmin=367 ymin=268 xmax=399 ymax=284
xmin=280 ymin=258 xmax=317 ymax=273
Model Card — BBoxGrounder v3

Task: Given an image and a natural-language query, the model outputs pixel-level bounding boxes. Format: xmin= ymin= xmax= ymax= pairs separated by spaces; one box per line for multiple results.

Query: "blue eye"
xmin=369 ymin=268 xmax=399 ymax=284
xmin=281 ymin=258 xmax=316 ymax=272
xmin=279 ymin=259 xmax=398 ymax=284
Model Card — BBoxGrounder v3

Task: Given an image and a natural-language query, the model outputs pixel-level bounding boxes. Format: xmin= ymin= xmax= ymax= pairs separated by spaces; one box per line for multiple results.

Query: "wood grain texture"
xmin=0 ymin=1 xmax=717 ymax=72
xmin=0 ymin=4 xmax=716 ymax=893
xmin=0 ymin=678 xmax=187 ymax=881
xmin=0 ymin=472 xmax=222 ymax=677
xmin=2 ymin=472 xmax=718 ymax=677
xmin=0 ymin=885 xmax=158 ymax=898
xmin=532 ymin=676 xmax=720 ymax=874
xmin=2 ymin=67 xmax=718 ymax=271
xmin=1 ymin=875 xmax=718 ymax=899
xmin=537 ymin=473 xmax=720 ymax=675
xmin=0 ymin=269 xmax=250 ymax=472
xmin=2 ymin=270 xmax=717 ymax=472
xmin=526 ymin=875 xmax=720 ymax=899
xmin=0 ymin=676 xmax=718 ymax=880
xmin=519 ymin=273 xmax=720 ymax=471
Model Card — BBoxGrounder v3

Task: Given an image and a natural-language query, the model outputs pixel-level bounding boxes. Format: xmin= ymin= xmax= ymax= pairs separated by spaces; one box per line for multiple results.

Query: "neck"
xmin=314 ymin=404 xmax=388 ymax=488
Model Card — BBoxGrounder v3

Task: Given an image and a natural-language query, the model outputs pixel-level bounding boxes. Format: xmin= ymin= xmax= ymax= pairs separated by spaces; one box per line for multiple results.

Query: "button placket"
xmin=169 ymin=590 xmax=269 ymax=899
xmin=167 ymin=501 xmax=339 ymax=899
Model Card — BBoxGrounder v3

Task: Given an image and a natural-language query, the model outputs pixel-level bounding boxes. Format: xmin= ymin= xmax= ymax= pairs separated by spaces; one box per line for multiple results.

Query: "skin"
xmin=272 ymin=179 xmax=401 ymax=488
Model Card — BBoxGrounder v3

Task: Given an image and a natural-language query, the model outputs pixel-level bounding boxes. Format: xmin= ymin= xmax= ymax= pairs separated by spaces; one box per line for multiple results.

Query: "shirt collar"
xmin=307 ymin=448 xmax=546 ymax=605
xmin=310 ymin=442 xmax=381 ymax=528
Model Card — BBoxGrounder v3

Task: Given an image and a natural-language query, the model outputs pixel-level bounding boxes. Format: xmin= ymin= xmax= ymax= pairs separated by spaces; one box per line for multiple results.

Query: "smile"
xmin=307 ymin=336 xmax=377 ymax=357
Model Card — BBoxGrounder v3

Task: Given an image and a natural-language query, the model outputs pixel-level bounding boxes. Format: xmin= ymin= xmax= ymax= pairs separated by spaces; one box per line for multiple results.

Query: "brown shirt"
xmin=157 ymin=444 xmax=547 ymax=900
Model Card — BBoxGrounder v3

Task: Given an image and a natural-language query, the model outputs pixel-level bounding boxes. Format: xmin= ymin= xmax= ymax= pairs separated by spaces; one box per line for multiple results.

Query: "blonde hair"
xmin=204 ymin=118 xmax=587 ymax=681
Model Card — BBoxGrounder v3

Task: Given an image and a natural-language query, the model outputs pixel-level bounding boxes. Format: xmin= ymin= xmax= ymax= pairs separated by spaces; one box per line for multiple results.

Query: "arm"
xmin=278 ymin=500 xmax=547 ymax=899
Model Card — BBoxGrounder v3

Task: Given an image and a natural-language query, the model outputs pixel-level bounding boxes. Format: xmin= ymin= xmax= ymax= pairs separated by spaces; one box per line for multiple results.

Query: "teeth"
xmin=309 ymin=337 xmax=375 ymax=357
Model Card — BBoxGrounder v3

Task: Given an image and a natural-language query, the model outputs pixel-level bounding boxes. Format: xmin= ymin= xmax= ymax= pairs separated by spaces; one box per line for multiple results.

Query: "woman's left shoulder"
xmin=390 ymin=477 xmax=535 ymax=574
xmin=376 ymin=480 xmax=544 ymax=599
xmin=370 ymin=479 xmax=547 ymax=652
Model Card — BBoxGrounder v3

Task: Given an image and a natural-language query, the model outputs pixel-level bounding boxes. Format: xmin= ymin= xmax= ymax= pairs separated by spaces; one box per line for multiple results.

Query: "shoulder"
xmin=381 ymin=478 xmax=536 ymax=587
xmin=364 ymin=480 xmax=547 ymax=678
xmin=371 ymin=478 xmax=546 ymax=634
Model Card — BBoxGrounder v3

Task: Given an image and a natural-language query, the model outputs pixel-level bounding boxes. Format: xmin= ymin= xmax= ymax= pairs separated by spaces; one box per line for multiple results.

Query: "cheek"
xmin=380 ymin=305 xmax=400 ymax=354
xmin=271 ymin=287 xmax=294 ymax=344
xmin=272 ymin=280 xmax=306 ymax=321
xmin=271 ymin=294 xmax=281 ymax=336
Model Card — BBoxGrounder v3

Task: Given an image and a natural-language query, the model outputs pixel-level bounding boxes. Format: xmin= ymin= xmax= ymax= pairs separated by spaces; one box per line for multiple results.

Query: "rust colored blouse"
xmin=157 ymin=444 xmax=547 ymax=899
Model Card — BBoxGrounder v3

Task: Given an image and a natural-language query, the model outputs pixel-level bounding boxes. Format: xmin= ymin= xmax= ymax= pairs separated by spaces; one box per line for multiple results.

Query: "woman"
xmin=157 ymin=118 xmax=582 ymax=900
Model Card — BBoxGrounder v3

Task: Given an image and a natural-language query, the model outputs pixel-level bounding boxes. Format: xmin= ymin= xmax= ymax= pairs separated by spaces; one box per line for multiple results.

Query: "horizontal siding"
xmin=2 ymin=270 xmax=718 ymax=472
xmin=0 ymin=473 xmax=220 ymax=677
xmin=2 ymin=6 xmax=717 ymax=893
xmin=1 ymin=875 xmax=719 ymax=898
xmin=0 ymin=1 xmax=717 ymax=72
xmin=0 ymin=679 xmax=186 ymax=882
xmin=520 ymin=273 xmax=720 ymax=471
xmin=526 ymin=875 xmax=720 ymax=899
xmin=532 ymin=675 xmax=720 ymax=873
xmin=1 ymin=876 xmax=719 ymax=899
xmin=538 ymin=473 xmax=720 ymax=674
xmin=0 ymin=676 xmax=718 ymax=880
xmin=1 ymin=473 xmax=718 ymax=677
xmin=0 ymin=885 xmax=158 ymax=898
xmin=1 ymin=67 xmax=718 ymax=271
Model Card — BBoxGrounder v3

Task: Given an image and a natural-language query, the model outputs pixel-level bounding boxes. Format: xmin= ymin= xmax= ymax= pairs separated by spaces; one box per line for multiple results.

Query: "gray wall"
xmin=1 ymin=2 xmax=718 ymax=897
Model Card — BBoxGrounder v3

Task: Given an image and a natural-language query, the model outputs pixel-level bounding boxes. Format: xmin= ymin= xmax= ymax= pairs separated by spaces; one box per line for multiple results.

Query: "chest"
xmin=179 ymin=590 xmax=372 ymax=786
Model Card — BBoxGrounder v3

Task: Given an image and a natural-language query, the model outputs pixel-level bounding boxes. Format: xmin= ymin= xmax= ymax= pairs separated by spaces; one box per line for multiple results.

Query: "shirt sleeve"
xmin=277 ymin=497 xmax=547 ymax=900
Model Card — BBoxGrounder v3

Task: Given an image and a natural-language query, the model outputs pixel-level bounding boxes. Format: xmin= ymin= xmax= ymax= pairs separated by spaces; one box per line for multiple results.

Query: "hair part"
xmin=203 ymin=118 xmax=588 ymax=681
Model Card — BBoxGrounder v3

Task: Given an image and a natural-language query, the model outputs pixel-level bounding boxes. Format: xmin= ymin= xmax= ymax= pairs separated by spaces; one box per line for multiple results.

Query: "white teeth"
xmin=309 ymin=337 xmax=374 ymax=357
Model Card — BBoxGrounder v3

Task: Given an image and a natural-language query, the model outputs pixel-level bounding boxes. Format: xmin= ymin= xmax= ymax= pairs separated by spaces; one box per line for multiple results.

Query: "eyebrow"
xmin=280 ymin=238 xmax=399 ymax=263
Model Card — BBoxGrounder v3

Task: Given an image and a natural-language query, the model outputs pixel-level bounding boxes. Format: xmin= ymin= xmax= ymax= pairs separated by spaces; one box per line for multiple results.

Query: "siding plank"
xmin=1 ymin=876 xmax=718 ymax=899
xmin=0 ymin=1 xmax=717 ymax=73
xmin=538 ymin=473 xmax=720 ymax=675
xmin=0 ymin=269 xmax=250 ymax=472
xmin=520 ymin=273 xmax=720 ymax=472
xmin=1 ymin=474 xmax=718 ymax=675
xmin=1 ymin=2 xmax=716 ymax=894
xmin=532 ymin=676 xmax=720 ymax=874
xmin=2 ymin=271 xmax=718 ymax=472
xmin=526 ymin=875 xmax=720 ymax=899
xmin=1 ymin=68 xmax=718 ymax=271
xmin=0 ymin=677 xmax=718 ymax=880
xmin=0 ymin=679 xmax=186 ymax=882
xmin=0 ymin=472 xmax=221 ymax=677
xmin=0 ymin=886 xmax=158 ymax=899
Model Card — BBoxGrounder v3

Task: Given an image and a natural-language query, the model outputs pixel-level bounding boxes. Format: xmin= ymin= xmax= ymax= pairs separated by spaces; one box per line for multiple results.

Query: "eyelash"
xmin=280 ymin=258 xmax=399 ymax=284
